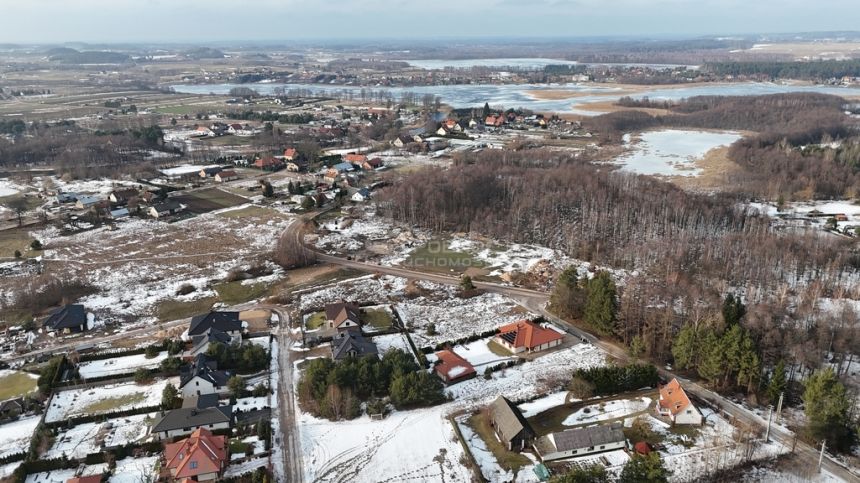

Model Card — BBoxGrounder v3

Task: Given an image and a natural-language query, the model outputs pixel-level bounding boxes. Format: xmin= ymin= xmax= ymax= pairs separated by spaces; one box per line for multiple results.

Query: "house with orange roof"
xmin=163 ymin=428 xmax=229 ymax=482
xmin=434 ymin=349 xmax=476 ymax=384
xmin=656 ymin=378 xmax=702 ymax=426
xmin=485 ymin=115 xmax=505 ymax=128
xmin=66 ymin=476 xmax=103 ymax=483
xmin=283 ymin=148 xmax=298 ymax=160
xmin=344 ymin=153 xmax=368 ymax=165
xmin=494 ymin=320 xmax=563 ymax=354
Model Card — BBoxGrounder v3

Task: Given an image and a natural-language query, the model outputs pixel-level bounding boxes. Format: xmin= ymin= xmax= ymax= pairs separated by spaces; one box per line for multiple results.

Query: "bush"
xmin=160 ymin=357 xmax=182 ymax=375
xmin=13 ymin=250 xmax=21 ymax=258
xmin=572 ymin=364 xmax=658 ymax=396
xmin=144 ymin=345 xmax=160 ymax=359
xmin=30 ymin=240 xmax=42 ymax=250
xmin=133 ymin=368 xmax=153 ymax=384
xmin=176 ymin=284 xmax=196 ymax=296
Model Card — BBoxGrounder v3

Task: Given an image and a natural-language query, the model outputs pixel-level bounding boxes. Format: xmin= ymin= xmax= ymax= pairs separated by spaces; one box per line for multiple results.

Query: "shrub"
xmin=133 ymin=368 xmax=153 ymax=384
xmin=176 ymin=284 xmax=196 ymax=296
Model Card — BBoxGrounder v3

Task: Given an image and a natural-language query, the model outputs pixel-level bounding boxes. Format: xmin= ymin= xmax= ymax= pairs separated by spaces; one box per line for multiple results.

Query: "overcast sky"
xmin=2 ymin=0 xmax=858 ymax=43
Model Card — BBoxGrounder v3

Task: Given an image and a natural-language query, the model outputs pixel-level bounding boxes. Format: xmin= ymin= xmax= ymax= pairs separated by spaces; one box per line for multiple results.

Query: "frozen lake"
xmin=404 ymin=58 xmax=697 ymax=70
xmin=614 ymin=129 xmax=742 ymax=176
xmin=171 ymin=81 xmax=860 ymax=115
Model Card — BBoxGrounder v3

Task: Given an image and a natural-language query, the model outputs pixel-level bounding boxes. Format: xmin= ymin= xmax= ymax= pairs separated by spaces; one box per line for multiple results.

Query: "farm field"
xmin=172 ymin=188 xmax=249 ymax=214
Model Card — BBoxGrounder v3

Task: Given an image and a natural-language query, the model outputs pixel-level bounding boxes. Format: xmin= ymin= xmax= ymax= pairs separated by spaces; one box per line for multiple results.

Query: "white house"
xmin=656 ymin=378 xmax=703 ymax=425
xmin=179 ymin=354 xmax=231 ymax=398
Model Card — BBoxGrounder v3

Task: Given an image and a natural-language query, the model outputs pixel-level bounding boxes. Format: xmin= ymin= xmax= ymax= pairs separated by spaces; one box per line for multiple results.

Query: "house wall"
xmin=673 ymin=405 xmax=703 ymax=425
xmin=181 ymin=377 xmax=220 ymax=398
xmin=157 ymin=421 xmax=231 ymax=440
xmin=493 ymin=336 xmax=525 ymax=354
xmin=540 ymin=439 xmax=626 ymax=462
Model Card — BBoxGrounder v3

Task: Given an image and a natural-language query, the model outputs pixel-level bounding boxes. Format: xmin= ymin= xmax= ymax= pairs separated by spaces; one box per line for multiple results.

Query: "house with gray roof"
xmin=331 ymin=331 xmax=378 ymax=361
xmin=151 ymin=405 xmax=233 ymax=440
xmin=43 ymin=304 xmax=89 ymax=334
xmin=187 ymin=327 xmax=238 ymax=358
xmin=534 ymin=424 xmax=627 ymax=462
xmin=188 ymin=311 xmax=244 ymax=339
xmin=179 ymin=354 xmax=231 ymax=398
xmin=488 ymin=396 xmax=534 ymax=451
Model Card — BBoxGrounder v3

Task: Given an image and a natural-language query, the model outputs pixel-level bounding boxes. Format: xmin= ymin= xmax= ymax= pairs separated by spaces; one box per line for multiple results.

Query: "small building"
xmin=109 ymin=188 xmax=138 ymax=205
xmin=331 ymin=331 xmax=378 ymax=361
xmin=179 ymin=354 xmax=231 ymax=398
xmin=351 ymin=188 xmax=371 ymax=202
xmin=283 ymin=148 xmax=298 ymax=161
xmin=75 ymin=195 xmax=102 ymax=210
xmin=362 ymin=158 xmax=383 ymax=170
xmin=485 ymin=115 xmax=505 ymax=128
xmin=254 ymin=157 xmax=284 ymax=171
xmin=494 ymin=320 xmax=563 ymax=354
xmin=149 ymin=200 xmax=183 ymax=219
xmin=163 ymin=428 xmax=229 ymax=482
xmin=0 ymin=398 xmax=24 ymax=422
xmin=325 ymin=302 xmax=361 ymax=332
xmin=188 ymin=311 xmax=244 ymax=340
xmin=344 ymin=153 xmax=367 ymax=165
xmin=199 ymin=167 xmax=222 ymax=178
xmin=214 ymin=170 xmax=238 ymax=183
xmin=56 ymin=192 xmax=78 ymax=204
xmin=433 ymin=350 xmax=476 ymax=384
xmin=534 ymin=424 xmax=627 ymax=462
xmin=108 ymin=207 xmax=129 ymax=219
xmin=44 ymin=304 xmax=89 ymax=334
xmin=488 ymin=396 xmax=534 ymax=451
xmin=151 ymin=405 xmax=233 ymax=440
xmin=656 ymin=378 xmax=702 ymax=426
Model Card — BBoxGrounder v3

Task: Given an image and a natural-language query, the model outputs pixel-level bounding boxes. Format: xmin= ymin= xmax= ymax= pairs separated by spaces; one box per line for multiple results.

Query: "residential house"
xmin=287 ymin=159 xmax=308 ymax=172
xmin=254 ymin=157 xmax=284 ymax=171
xmin=179 ymin=354 xmax=231 ymax=398
xmin=149 ymin=200 xmax=183 ymax=219
xmin=188 ymin=311 xmax=244 ymax=340
xmin=325 ymin=162 xmax=354 ymax=182
xmin=44 ymin=304 xmax=89 ymax=334
xmin=325 ymin=302 xmax=361 ymax=332
xmin=55 ymin=192 xmax=78 ymax=204
xmin=433 ymin=350 xmax=476 ymax=384
xmin=392 ymin=135 xmax=412 ymax=148
xmin=351 ymin=188 xmax=371 ymax=202
xmin=488 ymin=396 xmax=534 ymax=451
xmin=494 ymin=320 xmax=563 ymax=354
xmin=227 ymin=123 xmax=246 ymax=135
xmin=656 ymin=378 xmax=702 ymax=425
xmin=331 ymin=331 xmax=378 ymax=361
xmin=283 ymin=148 xmax=298 ymax=161
xmin=109 ymin=188 xmax=138 ymax=205
xmin=198 ymin=167 xmax=222 ymax=178
xmin=361 ymin=158 xmax=383 ymax=170
xmin=75 ymin=195 xmax=102 ymax=210
xmin=194 ymin=126 xmax=215 ymax=137
xmin=214 ymin=170 xmax=238 ymax=183
xmin=0 ymin=398 xmax=24 ymax=422
xmin=187 ymin=328 xmax=237 ymax=358
xmin=108 ymin=208 xmax=129 ymax=219
xmin=344 ymin=153 xmax=367 ymax=166
xmin=163 ymin=428 xmax=229 ymax=481
xmin=151 ymin=405 xmax=233 ymax=440
xmin=534 ymin=424 xmax=627 ymax=462
xmin=485 ymin=115 xmax=505 ymax=128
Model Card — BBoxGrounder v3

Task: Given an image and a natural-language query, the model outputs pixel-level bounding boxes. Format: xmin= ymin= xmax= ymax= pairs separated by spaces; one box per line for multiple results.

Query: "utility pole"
xmin=765 ymin=405 xmax=773 ymax=442
xmin=818 ymin=440 xmax=827 ymax=473
xmin=775 ymin=392 xmax=784 ymax=424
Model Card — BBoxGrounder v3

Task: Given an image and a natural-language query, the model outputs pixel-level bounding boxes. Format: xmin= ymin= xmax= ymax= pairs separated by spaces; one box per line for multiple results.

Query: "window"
xmin=190 ymin=461 xmax=198 ymax=469
xmin=599 ymin=445 xmax=605 ymax=449
xmin=588 ymin=446 xmax=594 ymax=451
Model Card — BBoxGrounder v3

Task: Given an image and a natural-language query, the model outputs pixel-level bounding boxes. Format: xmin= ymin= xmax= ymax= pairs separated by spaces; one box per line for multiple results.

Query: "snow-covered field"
xmin=519 ymin=391 xmax=570 ymax=418
xmin=450 ymin=338 xmax=515 ymax=368
xmin=0 ymin=415 xmax=40 ymax=458
xmin=159 ymin=164 xmax=221 ymax=177
xmin=445 ymin=237 xmax=568 ymax=276
xmin=0 ymin=178 xmax=26 ymax=197
xmin=561 ymin=396 xmax=652 ymax=426
xmin=299 ymin=406 xmax=473 ymax=483
xmin=614 ymin=129 xmax=741 ymax=177
xmin=109 ymin=456 xmax=159 ymax=483
xmin=77 ymin=351 xmax=168 ymax=378
xmin=44 ymin=412 xmax=153 ymax=459
xmin=370 ymin=332 xmax=416 ymax=360
xmin=45 ymin=378 xmax=177 ymax=423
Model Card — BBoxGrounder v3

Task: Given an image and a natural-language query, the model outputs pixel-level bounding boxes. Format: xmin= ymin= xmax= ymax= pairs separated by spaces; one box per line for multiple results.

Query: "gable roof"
xmin=189 ymin=311 xmax=243 ymax=336
xmin=434 ymin=350 xmax=476 ymax=381
xmin=497 ymin=320 xmax=563 ymax=350
xmin=217 ymin=170 xmax=237 ymax=178
xmin=44 ymin=304 xmax=87 ymax=331
xmin=182 ymin=393 xmax=220 ymax=410
xmin=152 ymin=405 xmax=232 ymax=433
xmin=111 ymin=188 xmax=138 ymax=200
xmin=163 ymin=428 xmax=228 ymax=479
xmin=284 ymin=148 xmax=297 ymax=158
xmin=550 ymin=425 xmax=625 ymax=452
xmin=151 ymin=200 xmax=182 ymax=213
xmin=331 ymin=331 xmax=378 ymax=360
xmin=489 ymin=396 xmax=534 ymax=443
xmin=190 ymin=328 xmax=233 ymax=354
xmin=658 ymin=378 xmax=694 ymax=415
xmin=344 ymin=153 xmax=367 ymax=163
xmin=180 ymin=354 xmax=230 ymax=388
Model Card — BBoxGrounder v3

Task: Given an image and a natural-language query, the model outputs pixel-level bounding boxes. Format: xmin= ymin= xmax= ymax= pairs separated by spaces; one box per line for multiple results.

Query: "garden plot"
xmin=23 ymin=207 xmax=293 ymax=324
xmin=230 ymin=435 xmax=266 ymax=461
xmin=77 ymin=351 xmax=168 ymax=378
xmin=109 ymin=456 xmax=159 ymax=483
xmin=371 ymin=332 xmax=417 ymax=361
xmin=298 ymin=406 xmax=473 ymax=483
xmin=0 ymin=415 xmax=40 ymax=458
xmin=45 ymin=378 xmax=177 ymax=423
xmin=456 ymin=416 xmax=545 ymax=483
xmin=233 ymin=397 xmax=269 ymax=413
xmin=44 ymin=412 xmax=154 ymax=459
xmin=0 ymin=369 xmax=38 ymax=400
xmin=561 ymin=397 xmax=652 ymax=426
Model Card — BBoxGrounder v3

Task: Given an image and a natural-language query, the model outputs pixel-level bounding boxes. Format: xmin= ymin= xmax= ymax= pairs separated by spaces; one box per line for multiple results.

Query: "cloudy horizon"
xmin=2 ymin=0 xmax=859 ymax=44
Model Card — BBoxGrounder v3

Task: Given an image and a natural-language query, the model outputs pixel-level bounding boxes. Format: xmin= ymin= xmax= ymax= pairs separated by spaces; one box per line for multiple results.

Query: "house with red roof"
xmin=254 ymin=156 xmax=283 ymax=171
xmin=434 ymin=350 xmax=476 ymax=384
xmin=283 ymin=148 xmax=298 ymax=160
xmin=656 ymin=378 xmax=702 ymax=425
xmin=163 ymin=428 xmax=229 ymax=482
xmin=344 ymin=153 xmax=368 ymax=165
xmin=494 ymin=320 xmax=563 ymax=354
xmin=485 ymin=115 xmax=505 ymax=128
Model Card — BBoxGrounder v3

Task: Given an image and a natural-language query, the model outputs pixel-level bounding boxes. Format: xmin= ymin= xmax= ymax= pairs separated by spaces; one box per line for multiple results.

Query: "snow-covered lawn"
xmin=299 ymin=406 xmax=472 ymax=483
xmin=233 ymin=396 xmax=269 ymax=413
xmin=518 ymin=391 xmax=570 ymax=418
xmin=450 ymin=338 xmax=515 ymax=368
xmin=224 ymin=457 xmax=268 ymax=478
xmin=561 ymin=397 xmax=652 ymax=426
xmin=0 ymin=415 xmax=40 ymax=458
xmin=370 ymin=332 xmax=416 ymax=359
xmin=614 ymin=129 xmax=742 ymax=177
xmin=45 ymin=378 xmax=177 ymax=423
xmin=109 ymin=456 xmax=159 ymax=483
xmin=44 ymin=413 xmax=154 ymax=459
xmin=230 ymin=436 xmax=267 ymax=461
xmin=77 ymin=351 xmax=168 ymax=378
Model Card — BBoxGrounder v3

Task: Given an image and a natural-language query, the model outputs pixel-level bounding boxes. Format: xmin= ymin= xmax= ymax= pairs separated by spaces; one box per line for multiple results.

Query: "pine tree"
xmin=629 ymin=335 xmax=645 ymax=360
xmin=737 ymin=331 xmax=761 ymax=393
xmin=721 ymin=324 xmax=744 ymax=387
xmin=722 ymin=293 xmax=746 ymax=326
xmin=802 ymin=368 xmax=854 ymax=450
xmin=618 ymin=453 xmax=670 ymax=483
xmin=482 ymin=102 xmax=491 ymax=118
xmin=550 ymin=267 xmax=586 ymax=319
xmin=584 ymin=271 xmax=617 ymax=336
xmin=161 ymin=383 xmax=180 ymax=409
xmin=766 ymin=359 xmax=787 ymax=403
xmin=697 ymin=330 xmax=724 ymax=385
xmin=671 ymin=323 xmax=697 ymax=370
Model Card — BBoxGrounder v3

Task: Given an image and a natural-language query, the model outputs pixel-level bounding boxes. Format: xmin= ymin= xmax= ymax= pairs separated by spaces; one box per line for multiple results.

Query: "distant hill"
xmin=183 ymin=47 xmax=226 ymax=59
xmin=47 ymin=48 xmax=131 ymax=64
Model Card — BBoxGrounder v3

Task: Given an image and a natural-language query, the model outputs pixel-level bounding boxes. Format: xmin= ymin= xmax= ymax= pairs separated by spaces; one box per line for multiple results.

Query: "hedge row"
xmin=44 ymin=404 xmax=162 ymax=430
xmin=77 ymin=342 xmax=165 ymax=363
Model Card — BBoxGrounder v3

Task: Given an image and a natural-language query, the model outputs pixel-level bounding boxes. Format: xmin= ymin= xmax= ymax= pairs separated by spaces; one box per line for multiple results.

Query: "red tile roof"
xmin=657 ymin=378 xmax=693 ymax=415
xmin=344 ymin=153 xmax=367 ymax=163
xmin=284 ymin=148 xmax=297 ymax=158
xmin=434 ymin=350 xmax=476 ymax=382
xmin=497 ymin=320 xmax=563 ymax=350
xmin=67 ymin=477 xmax=103 ymax=483
xmin=163 ymin=428 xmax=228 ymax=479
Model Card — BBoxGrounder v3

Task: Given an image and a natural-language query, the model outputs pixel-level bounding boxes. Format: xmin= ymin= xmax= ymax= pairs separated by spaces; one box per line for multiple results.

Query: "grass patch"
xmin=467 ymin=412 xmax=531 ymax=472
xmin=173 ymin=188 xmax=247 ymax=215
xmin=214 ymin=281 xmax=269 ymax=305
xmin=0 ymin=371 xmax=38 ymax=400
xmin=229 ymin=440 xmax=250 ymax=454
xmin=363 ymin=308 xmax=393 ymax=329
xmin=81 ymin=393 xmax=146 ymax=414
xmin=403 ymin=240 xmax=484 ymax=275
xmin=217 ymin=205 xmax=284 ymax=220
xmin=200 ymin=135 xmax=259 ymax=146
xmin=157 ymin=296 xmax=218 ymax=322
xmin=306 ymin=312 xmax=327 ymax=330
xmin=0 ymin=309 xmax=35 ymax=328
xmin=0 ymin=225 xmax=42 ymax=259
xmin=487 ymin=339 xmax=513 ymax=357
